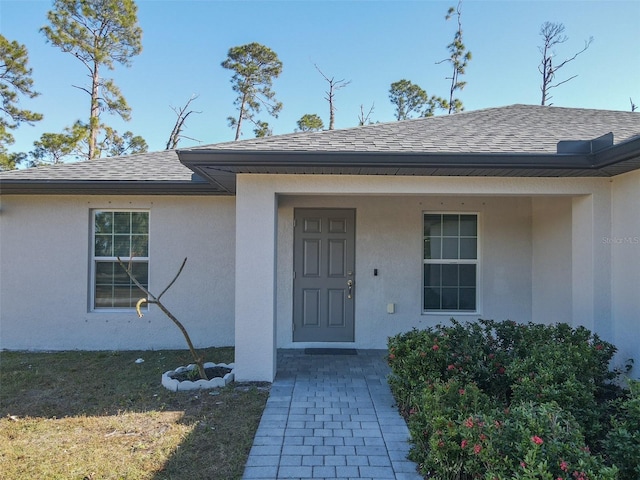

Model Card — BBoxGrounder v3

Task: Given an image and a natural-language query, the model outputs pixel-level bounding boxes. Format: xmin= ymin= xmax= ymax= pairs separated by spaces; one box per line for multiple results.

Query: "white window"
xmin=92 ymin=210 xmax=149 ymax=309
xmin=423 ymin=213 xmax=478 ymax=312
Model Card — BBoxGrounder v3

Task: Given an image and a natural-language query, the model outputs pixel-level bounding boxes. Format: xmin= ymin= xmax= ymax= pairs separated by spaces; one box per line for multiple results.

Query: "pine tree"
xmin=42 ymin=0 xmax=143 ymax=159
xmin=222 ymin=43 xmax=283 ymax=140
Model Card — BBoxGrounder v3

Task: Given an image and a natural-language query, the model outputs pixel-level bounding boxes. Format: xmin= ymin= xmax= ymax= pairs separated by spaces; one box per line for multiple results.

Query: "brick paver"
xmin=242 ymin=349 xmax=422 ymax=479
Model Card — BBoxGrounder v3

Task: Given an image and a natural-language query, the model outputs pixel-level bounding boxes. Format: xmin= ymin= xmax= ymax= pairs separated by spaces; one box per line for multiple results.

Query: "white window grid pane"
xmin=92 ymin=210 xmax=149 ymax=310
xmin=423 ymin=212 xmax=479 ymax=313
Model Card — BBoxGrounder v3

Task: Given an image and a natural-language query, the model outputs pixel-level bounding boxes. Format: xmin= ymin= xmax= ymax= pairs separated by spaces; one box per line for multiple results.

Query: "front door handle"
xmin=347 ymin=279 xmax=354 ymax=299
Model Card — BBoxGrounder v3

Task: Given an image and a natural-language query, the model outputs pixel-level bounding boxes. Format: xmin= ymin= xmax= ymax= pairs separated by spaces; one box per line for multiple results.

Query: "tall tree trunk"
xmin=328 ymin=91 xmax=335 ymax=130
xmin=234 ymin=116 xmax=242 ymax=141
xmin=234 ymin=93 xmax=248 ymax=141
xmin=540 ymin=43 xmax=550 ymax=105
xmin=89 ymin=62 xmax=100 ymax=159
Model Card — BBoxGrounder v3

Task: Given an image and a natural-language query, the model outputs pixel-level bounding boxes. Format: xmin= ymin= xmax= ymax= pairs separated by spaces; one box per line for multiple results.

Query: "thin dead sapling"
xmin=117 ymin=256 xmax=209 ymax=380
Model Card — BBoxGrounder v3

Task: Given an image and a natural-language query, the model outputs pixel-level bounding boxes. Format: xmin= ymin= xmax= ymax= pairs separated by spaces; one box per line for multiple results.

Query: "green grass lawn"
xmin=0 ymin=348 xmax=269 ymax=479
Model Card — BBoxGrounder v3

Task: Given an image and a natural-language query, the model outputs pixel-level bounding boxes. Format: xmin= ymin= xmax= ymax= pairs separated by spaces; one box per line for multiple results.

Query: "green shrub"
xmin=506 ymin=323 xmax=617 ymax=444
xmin=387 ymin=319 xmax=630 ymax=480
xmin=387 ymin=319 xmax=512 ymax=413
xmin=603 ymin=380 xmax=640 ymax=479
xmin=486 ymin=402 xmax=617 ymax=480
xmin=405 ymin=379 xmax=495 ymax=477
xmin=408 ymin=393 xmax=617 ymax=479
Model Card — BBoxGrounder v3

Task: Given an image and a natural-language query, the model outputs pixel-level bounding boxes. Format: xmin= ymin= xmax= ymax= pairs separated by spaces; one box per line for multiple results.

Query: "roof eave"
xmin=178 ymin=142 xmax=640 ymax=194
xmin=0 ymin=180 xmax=230 ymax=195
xmin=178 ymin=150 xmax=596 ymax=169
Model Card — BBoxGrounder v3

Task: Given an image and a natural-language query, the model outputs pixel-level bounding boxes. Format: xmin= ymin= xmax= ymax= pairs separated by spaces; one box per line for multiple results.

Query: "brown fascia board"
xmin=0 ymin=180 xmax=228 ymax=195
xmin=179 ymin=136 xmax=640 ymax=173
xmin=179 ymin=150 xmax=595 ymax=171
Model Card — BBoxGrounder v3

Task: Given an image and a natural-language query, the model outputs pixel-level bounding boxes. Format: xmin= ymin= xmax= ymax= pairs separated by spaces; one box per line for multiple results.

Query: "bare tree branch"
xmin=166 ymin=94 xmax=201 ymax=150
xmin=548 ymin=74 xmax=578 ymax=90
xmin=358 ymin=103 xmax=375 ymax=126
xmin=72 ymin=84 xmax=93 ymax=96
xmin=117 ymin=256 xmax=208 ymax=380
xmin=158 ymin=257 xmax=188 ymax=300
xmin=539 ymin=21 xmax=593 ymax=106
xmin=314 ymin=64 xmax=351 ymax=130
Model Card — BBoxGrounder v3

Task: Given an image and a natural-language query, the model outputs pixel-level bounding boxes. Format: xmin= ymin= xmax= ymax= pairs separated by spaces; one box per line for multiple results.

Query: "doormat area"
xmin=304 ymin=348 xmax=358 ymax=355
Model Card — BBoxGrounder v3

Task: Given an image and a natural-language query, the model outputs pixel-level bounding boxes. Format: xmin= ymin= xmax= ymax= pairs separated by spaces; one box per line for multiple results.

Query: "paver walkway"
xmin=242 ymin=349 xmax=422 ymax=480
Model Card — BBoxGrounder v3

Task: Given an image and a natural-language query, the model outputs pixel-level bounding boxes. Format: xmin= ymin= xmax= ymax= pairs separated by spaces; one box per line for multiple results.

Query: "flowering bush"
xmin=387 ymin=319 xmax=631 ymax=479
xmin=387 ymin=319 xmax=512 ymax=413
xmin=405 ymin=378 xmax=495 ymax=476
xmin=484 ymin=402 xmax=617 ymax=479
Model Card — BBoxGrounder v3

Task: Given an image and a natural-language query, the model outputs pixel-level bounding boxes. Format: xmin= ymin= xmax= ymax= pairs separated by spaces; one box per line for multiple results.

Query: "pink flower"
xmin=461 ymin=439 xmax=468 ymax=449
xmin=595 ymin=344 xmax=604 ymax=350
xmin=432 ymin=344 xmax=440 ymax=351
xmin=531 ymin=435 xmax=544 ymax=445
xmin=560 ymin=461 xmax=568 ymax=472
xmin=463 ymin=417 xmax=474 ymax=428
xmin=447 ymin=364 xmax=456 ymax=371
xmin=459 ymin=389 xmax=466 ymax=396
xmin=473 ymin=444 xmax=482 ymax=454
xmin=520 ymin=461 xmax=527 ymax=468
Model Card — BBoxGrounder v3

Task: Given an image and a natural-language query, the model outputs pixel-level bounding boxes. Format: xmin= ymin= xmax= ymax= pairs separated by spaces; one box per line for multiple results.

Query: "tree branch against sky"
xmin=538 ymin=21 xmax=593 ymax=106
xmin=296 ymin=113 xmax=324 ymax=132
xmin=166 ymin=94 xmax=201 ymax=150
xmin=99 ymin=126 xmax=147 ymax=157
xmin=0 ymin=34 xmax=42 ymax=165
xmin=222 ymin=42 xmax=283 ymax=141
xmin=389 ymin=79 xmax=446 ymax=120
xmin=30 ymin=120 xmax=86 ymax=166
xmin=41 ymin=0 xmax=143 ymax=159
xmin=314 ymin=64 xmax=351 ymax=130
xmin=438 ymin=0 xmax=472 ymax=114
xmin=357 ymin=103 xmax=375 ymax=126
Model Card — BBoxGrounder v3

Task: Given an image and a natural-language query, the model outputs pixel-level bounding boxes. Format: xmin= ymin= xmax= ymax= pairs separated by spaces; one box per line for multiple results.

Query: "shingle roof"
xmin=189 ymin=104 xmax=640 ymax=154
xmin=0 ymin=149 xmax=221 ymax=194
xmin=0 ymin=149 xmax=189 ymax=181
xmin=2 ymin=105 xmax=639 ymax=195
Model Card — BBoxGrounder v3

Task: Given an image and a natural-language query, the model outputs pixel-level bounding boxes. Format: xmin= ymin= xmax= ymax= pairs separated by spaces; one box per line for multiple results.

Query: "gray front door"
xmin=293 ymin=209 xmax=355 ymax=342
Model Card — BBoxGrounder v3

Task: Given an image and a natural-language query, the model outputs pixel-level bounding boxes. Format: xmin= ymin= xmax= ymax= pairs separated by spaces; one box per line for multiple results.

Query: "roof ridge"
xmin=183 ymin=104 xmax=525 ymax=152
xmin=2 ymin=104 xmax=638 ymax=183
xmin=185 ymin=103 xmax=639 ymax=153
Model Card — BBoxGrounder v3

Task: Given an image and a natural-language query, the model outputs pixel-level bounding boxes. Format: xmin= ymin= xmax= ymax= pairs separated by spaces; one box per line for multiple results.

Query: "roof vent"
xmin=557 ymin=132 xmax=613 ymax=154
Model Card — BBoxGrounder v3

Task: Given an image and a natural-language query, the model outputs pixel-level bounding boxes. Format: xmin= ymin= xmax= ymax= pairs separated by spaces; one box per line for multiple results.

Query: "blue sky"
xmin=2 ymin=0 xmax=639 ymax=155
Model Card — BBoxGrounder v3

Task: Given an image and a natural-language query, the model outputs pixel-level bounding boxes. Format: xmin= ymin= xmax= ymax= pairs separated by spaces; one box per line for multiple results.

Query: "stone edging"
xmin=161 ymin=362 xmax=235 ymax=392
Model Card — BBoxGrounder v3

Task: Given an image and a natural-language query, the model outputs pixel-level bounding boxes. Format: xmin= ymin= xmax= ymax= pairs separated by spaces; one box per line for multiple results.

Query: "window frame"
xmin=422 ymin=211 xmax=481 ymax=315
xmin=90 ymin=209 xmax=150 ymax=312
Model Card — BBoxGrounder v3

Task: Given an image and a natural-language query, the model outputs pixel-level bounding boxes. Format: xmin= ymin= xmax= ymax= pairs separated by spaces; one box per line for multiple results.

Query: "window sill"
xmin=422 ymin=311 xmax=480 ymax=316
xmin=90 ymin=308 xmax=148 ymax=314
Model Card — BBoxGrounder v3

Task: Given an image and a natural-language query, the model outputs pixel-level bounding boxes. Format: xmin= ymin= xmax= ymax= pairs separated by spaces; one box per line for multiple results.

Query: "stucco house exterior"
xmin=1 ymin=104 xmax=639 ymax=382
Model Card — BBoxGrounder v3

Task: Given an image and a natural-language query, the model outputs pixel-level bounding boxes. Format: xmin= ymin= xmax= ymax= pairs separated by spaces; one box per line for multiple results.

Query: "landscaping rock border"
xmin=162 ymin=362 xmax=235 ymax=392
